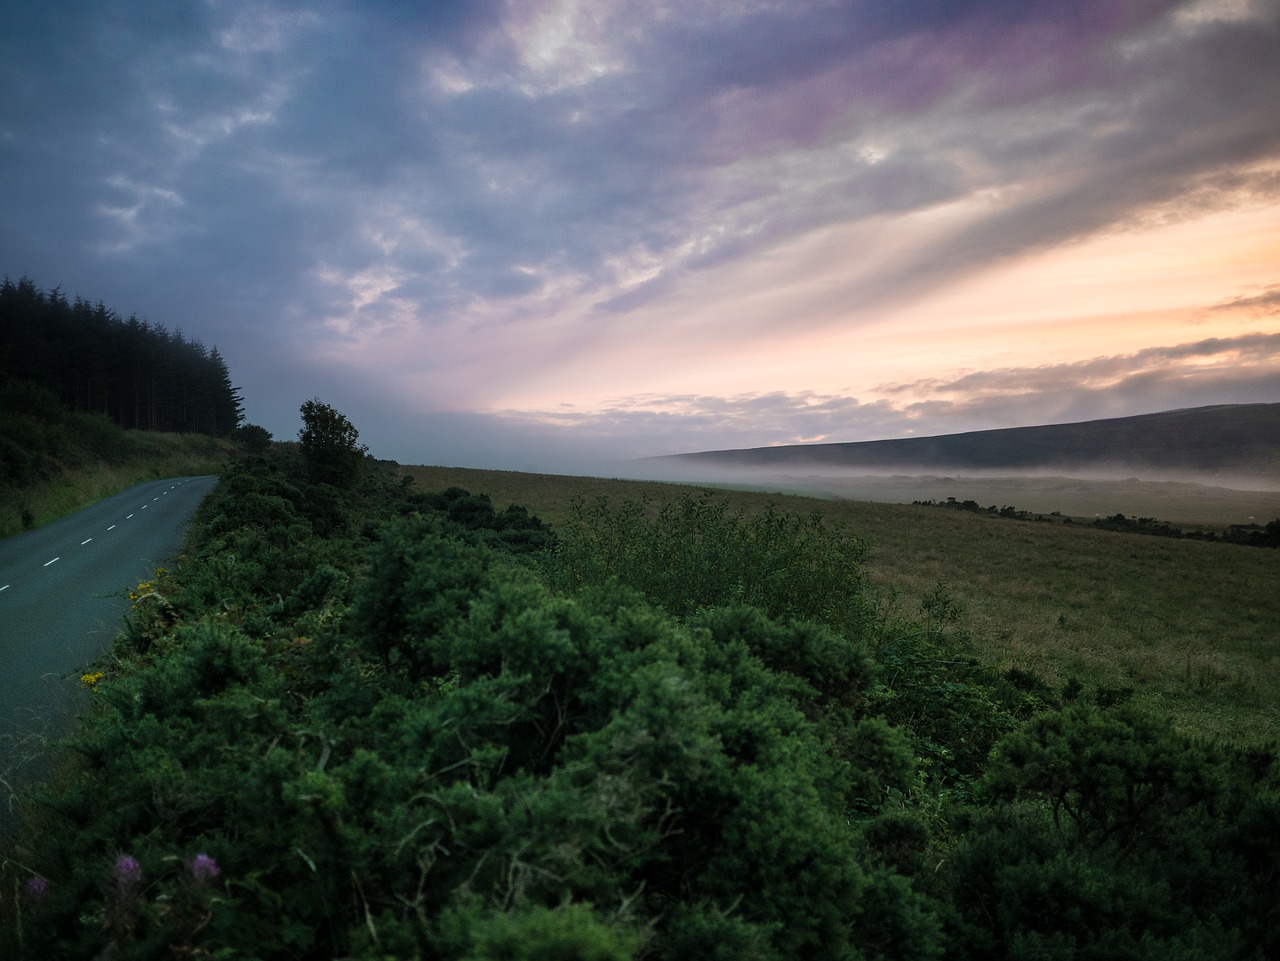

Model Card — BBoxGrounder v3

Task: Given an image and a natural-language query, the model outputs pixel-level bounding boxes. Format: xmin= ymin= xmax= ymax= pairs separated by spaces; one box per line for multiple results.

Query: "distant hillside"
xmin=650 ymin=404 xmax=1280 ymax=482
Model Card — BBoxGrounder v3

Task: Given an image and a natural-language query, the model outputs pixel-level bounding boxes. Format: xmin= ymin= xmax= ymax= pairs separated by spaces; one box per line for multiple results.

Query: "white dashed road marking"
xmin=0 ymin=478 xmax=214 ymax=598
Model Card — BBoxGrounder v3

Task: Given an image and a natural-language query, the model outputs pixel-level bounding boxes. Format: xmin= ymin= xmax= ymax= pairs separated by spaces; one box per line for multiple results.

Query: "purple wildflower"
xmin=114 ymin=853 xmax=143 ymax=889
xmin=23 ymin=875 xmax=49 ymax=904
xmin=189 ymin=853 xmax=220 ymax=884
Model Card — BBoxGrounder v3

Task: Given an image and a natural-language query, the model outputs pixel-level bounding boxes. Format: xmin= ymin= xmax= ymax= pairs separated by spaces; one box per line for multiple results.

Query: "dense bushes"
xmin=0 ymin=382 xmax=130 ymax=487
xmin=946 ymin=703 xmax=1280 ymax=959
xmin=2 ymin=451 xmax=1276 ymax=959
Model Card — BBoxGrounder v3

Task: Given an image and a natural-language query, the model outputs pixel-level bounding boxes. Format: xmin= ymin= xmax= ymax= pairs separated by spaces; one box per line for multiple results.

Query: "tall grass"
xmin=0 ymin=432 xmax=236 ymax=537
xmin=402 ymin=465 xmax=1280 ymax=743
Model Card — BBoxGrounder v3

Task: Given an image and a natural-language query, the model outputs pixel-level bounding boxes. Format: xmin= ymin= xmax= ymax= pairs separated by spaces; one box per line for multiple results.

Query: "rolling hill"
xmin=647 ymin=404 xmax=1280 ymax=483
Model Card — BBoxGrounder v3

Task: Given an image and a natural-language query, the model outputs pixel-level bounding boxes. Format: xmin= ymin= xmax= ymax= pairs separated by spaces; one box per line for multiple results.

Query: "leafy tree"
xmin=297 ymin=397 xmax=367 ymax=488
xmin=233 ymin=423 xmax=272 ymax=452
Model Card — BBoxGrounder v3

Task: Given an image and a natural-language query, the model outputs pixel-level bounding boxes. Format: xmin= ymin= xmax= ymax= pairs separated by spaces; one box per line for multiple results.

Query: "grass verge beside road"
xmin=0 ymin=432 xmax=236 ymax=538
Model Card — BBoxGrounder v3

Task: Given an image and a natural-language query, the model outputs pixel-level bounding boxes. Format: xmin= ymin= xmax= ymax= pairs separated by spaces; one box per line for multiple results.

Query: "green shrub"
xmin=436 ymin=902 xmax=642 ymax=961
xmin=943 ymin=702 xmax=1280 ymax=958
xmin=549 ymin=490 xmax=869 ymax=633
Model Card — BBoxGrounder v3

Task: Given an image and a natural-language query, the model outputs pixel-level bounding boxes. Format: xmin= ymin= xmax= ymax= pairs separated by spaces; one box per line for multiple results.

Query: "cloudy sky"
xmin=2 ymin=0 xmax=1278 ymax=472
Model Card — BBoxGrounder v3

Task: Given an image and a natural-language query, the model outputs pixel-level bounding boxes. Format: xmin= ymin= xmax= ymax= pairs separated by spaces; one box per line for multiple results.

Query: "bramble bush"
xmin=867 ymin=585 xmax=1053 ymax=788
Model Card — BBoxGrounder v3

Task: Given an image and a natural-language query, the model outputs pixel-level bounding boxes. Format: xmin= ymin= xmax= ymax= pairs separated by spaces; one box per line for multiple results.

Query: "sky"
xmin=2 ymin=0 xmax=1278 ymax=474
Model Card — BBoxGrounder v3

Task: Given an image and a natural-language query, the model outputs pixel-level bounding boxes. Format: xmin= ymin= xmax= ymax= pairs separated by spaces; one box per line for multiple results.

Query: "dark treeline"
xmin=914 ymin=496 xmax=1280 ymax=548
xmin=0 ymin=276 xmax=243 ymax=436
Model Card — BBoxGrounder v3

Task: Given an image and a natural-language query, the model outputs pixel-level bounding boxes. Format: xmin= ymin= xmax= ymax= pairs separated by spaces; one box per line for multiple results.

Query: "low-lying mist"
xmin=619 ymin=459 xmax=1280 ymax=528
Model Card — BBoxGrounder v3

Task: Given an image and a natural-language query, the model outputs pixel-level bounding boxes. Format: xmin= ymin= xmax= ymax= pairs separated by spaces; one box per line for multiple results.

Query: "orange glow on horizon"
xmin=491 ymin=193 xmax=1280 ymax=416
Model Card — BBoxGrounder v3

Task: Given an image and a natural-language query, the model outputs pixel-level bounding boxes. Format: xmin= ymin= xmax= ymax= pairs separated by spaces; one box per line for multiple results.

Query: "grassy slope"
xmin=0 ymin=432 xmax=237 ymax=538
xmin=404 ymin=464 xmax=1280 ymax=744
xmin=662 ymin=402 xmax=1280 ymax=477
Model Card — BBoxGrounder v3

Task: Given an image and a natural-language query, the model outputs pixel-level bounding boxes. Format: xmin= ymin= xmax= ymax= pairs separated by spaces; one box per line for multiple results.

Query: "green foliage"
xmin=0 ymin=381 xmax=129 ymax=485
xmin=866 ymin=586 xmax=1049 ymax=788
xmin=3 ymin=451 xmax=939 ymax=960
xmin=437 ymin=902 xmax=642 ymax=960
xmin=298 ymin=397 xmax=368 ymax=488
xmin=4 ymin=448 xmax=1277 ymax=960
xmin=406 ymin=486 xmax=555 ymax=554
xmin=943 ymin=703 xmax=1280 ymax=959
xmin=350 ymin=515 xmax=495 ymax=680
xmin=233 ymin=422 xmax=273 ymax=452
xmin=550 ymin=490 xmax=869 ymax=632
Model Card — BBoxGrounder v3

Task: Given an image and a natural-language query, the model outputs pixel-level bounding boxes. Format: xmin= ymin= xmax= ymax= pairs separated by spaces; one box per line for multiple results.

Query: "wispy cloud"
xmin=1214 ymin=284 xmax=1280 ymax=314
xmin=1 ymin=0 xmax=1276 ymax=468
xmin=481 ymin=332 xmax=1280 ymax=461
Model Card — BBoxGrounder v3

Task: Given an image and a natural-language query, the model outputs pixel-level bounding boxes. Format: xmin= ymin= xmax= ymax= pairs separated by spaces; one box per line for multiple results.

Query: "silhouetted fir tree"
xmin=0 ymin=275 xmax=244 ymax=436
xmin=208 ymin=348 xmax=244 ymax=435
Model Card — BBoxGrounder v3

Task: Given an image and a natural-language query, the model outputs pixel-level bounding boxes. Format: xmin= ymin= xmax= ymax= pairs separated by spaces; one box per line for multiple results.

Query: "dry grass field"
xmin=403 ymin=464 xmax=1280 ymax=744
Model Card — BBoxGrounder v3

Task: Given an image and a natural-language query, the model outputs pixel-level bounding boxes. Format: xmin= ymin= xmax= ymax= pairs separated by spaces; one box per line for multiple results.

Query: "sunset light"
xmin=1 ymin=0 xmax=1276 ymax=470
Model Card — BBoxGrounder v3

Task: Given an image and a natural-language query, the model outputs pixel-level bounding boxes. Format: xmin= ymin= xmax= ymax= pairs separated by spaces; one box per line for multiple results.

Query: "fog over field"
xmin=624 ymin=465 xmax=1280 ymax=528
xmin=620 ymin=403 xmax=1280 ymax=524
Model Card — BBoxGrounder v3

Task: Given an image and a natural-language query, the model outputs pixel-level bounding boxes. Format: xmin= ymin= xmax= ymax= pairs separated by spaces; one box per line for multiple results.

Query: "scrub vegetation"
xmin=404 ymin=466 xmax=1280 ymax=745
xmin=3 ymin=425 xmax=1277 ymax=959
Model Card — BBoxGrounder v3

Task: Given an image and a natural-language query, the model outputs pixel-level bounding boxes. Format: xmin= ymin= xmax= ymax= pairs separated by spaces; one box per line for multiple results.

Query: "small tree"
xmin=233 ymin=423 xmax=272 ymax=453
xmin=298 ymin=398 xmax=367 ymax=488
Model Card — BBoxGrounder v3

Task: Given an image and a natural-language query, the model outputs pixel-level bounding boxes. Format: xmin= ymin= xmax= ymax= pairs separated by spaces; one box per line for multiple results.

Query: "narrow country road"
xmin=0 ymin=475 xmax=218 ymax=807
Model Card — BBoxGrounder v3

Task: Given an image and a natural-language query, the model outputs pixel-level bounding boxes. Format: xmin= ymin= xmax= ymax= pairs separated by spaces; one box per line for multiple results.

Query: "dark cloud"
xmin=872 ymin=332 xmax=1280 ymax=435
xmin=1214 ymin=284 xmax=1280 ymax=314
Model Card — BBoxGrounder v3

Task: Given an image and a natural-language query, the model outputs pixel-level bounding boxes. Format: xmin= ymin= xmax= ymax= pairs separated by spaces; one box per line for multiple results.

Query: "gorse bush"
xmin=2 ymin=443 xmax=1276 ymax=959
xmin=4 ymin=475 xmax=924 ymax=958
xmin=945 ymin=702 xmax=1280 ymax=959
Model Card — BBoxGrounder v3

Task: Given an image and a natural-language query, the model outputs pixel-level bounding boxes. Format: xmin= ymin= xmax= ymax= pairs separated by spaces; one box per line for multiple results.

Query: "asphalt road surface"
xmin=0 ymin=475 xmax=218 ymax=805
